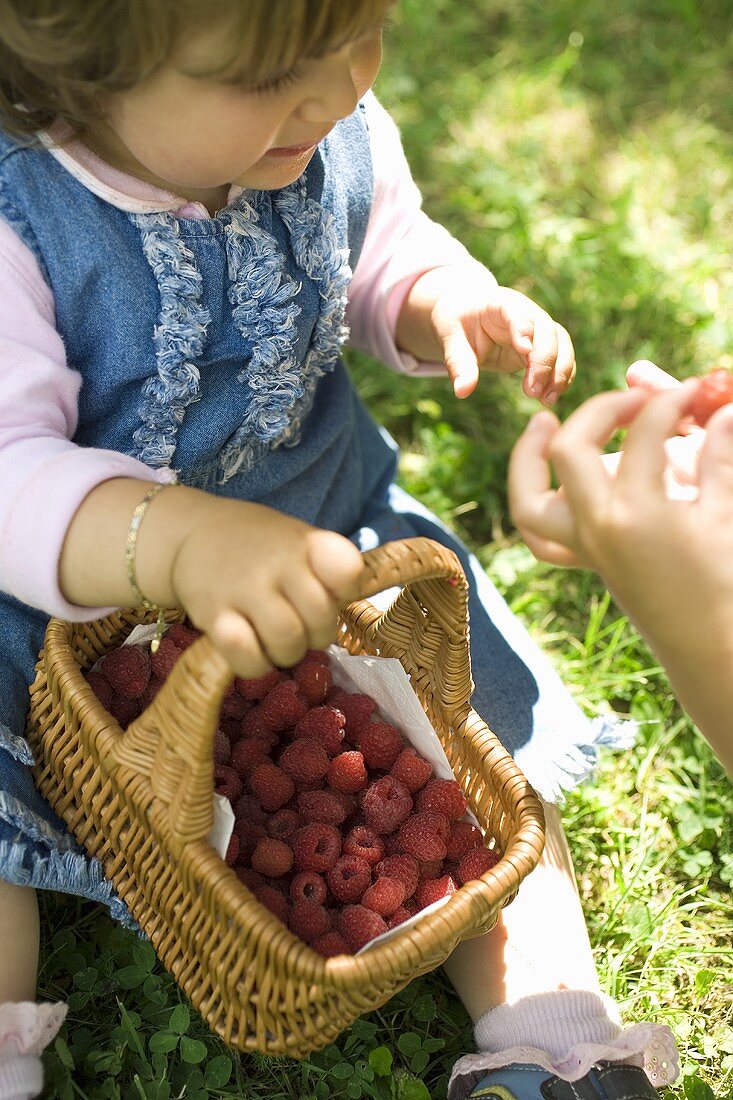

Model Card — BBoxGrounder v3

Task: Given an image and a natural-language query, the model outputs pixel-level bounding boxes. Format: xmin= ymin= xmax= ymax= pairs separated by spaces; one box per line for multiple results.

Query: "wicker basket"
xmin=25 ymin=537 xmax=544 ymax=1057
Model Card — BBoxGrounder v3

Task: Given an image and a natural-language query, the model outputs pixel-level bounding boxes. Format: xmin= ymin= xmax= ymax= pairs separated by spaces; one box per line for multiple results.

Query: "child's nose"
xmin=297 ymin=56 xmax=360 ymax=125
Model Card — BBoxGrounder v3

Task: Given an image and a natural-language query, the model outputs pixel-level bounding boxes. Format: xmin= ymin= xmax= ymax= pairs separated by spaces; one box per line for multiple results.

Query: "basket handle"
xmin=110 ymin=537 xmax=470 ymax=855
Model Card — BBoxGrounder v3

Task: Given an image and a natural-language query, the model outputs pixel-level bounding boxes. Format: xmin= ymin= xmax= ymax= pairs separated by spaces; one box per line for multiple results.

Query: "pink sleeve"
xmin=0 ymin=219 xmax=175 ymax=620
xmin=346 ymin=92 xmax=497 ymax=375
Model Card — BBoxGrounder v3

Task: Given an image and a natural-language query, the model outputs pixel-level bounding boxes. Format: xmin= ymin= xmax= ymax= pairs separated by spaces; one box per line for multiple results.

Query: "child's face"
xmin=99 ymin=22 xmax=384 ymax=196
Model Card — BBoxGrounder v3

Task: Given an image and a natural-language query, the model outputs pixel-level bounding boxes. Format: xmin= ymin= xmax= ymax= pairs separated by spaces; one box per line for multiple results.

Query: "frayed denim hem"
xmin=0 ymin=838 xmax=140 ymax=933
xmin=0 ymin=717 xmax=34 ymax=767
xmin=515 ymin=715 xmax=639 ymax=804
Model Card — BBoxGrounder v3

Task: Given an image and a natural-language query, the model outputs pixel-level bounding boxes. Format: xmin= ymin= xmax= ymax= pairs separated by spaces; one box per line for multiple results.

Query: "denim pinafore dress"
xmin=0 ymin=106 xmax=628 ymax=925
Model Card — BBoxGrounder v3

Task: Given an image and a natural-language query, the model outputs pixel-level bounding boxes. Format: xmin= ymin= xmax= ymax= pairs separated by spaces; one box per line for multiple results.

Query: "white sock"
xmin=0 ymin=1052 xmax=43 ymax=1100
xmin=475 ymin=989 xmax=623 ymax=1062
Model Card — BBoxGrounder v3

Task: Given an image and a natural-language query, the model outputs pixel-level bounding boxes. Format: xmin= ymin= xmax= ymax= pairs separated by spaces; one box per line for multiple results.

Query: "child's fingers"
xmin=697 ymin=404 xmax=733 ymax=511
xmin=282 ymin=574 xmax=341 ymax=650
xmin=539 ymin=324 xmax=576 ymax=406
xmin=616 ymin=379 xmax=699 ymax=498
xmin=307 ymin=530 xmax=366 ymax=603
xmin=508 ymin=412 xmax=578 ymax=549
xmin=208 ymin=608 xmax=273 ymax=679
xmin=525 ymin=309 xmax=559 ymax=396
xmin=442 ymin=322 xmax=480 ymax=397
xmin=547 ymin=389 xmax=650 ymax=512
xmin=247 ymin=595 xmax=310 ymax=669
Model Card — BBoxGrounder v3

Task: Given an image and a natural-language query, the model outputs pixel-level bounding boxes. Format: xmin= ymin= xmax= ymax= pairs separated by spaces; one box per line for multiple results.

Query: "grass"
xmin=37 ymin=1 xmax=732 ymax=1097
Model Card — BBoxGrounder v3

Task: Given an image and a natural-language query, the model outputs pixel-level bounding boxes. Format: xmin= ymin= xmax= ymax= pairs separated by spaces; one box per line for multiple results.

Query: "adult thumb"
xmin=698 ymin=404 xmax=733 ymax=508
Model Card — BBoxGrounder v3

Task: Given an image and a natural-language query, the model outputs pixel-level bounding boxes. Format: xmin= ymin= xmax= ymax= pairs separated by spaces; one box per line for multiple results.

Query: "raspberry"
xmin=279 ymin=739 xmax=330 ymax=788
xmin=690 ymin=368 xmax=733 ymax=427
xmin=235 ymin=867 xmax=264 ymax=892
xmin=374 ymin=854 xmax=419 ymax=899
xmin=312 ymin=932 xmax=349 ymax=958
xmin=383 ymin=833 xmax=402 ymax=856
xmin=214 ymin=764 xmax=243 ymax=803
xmin=457 ymin=847 xmax=500 ymax=884
xmin=219 ymin=714 xmax=243 ymax=741
xmin=356 ymin=722 xmax=404 ymax=770
xmin=326 ymin=855 xmax=371 ymax=903
xmin=293 ymin=660 xmax=332 ymax=705
xmin=297 ymin=789 xmax=350 ymax=826
xmin=343 ymin=826 xmax=384 ymax=866
xmin=150 ymin=637 xmax=183 ymax=680
xmin=290 ymin=871 xmax=328 ymax=906
xmin=387 ymin=906 xmax=412 ymax=930
xmin=362 ymin=876 xmax=406 ymax=917
xmin=249 ymin=763 xmax=295 ymax=812
xmin=417 ymin=779 xmax=467 ymax=821
xmin=398 ymin=813 xmax=449 ymax=861
xmin=139 ymin=675 xmax=164 ymax=711
xmin=293 ymin=706 xmax=346 ymax=756
xmin=418 ymin=858 xmax=444 ymax=881
xmin=328 ymin=692 xmax=376 ymax=734
xmin=214 ymin=730 xmax=231 ymax=767
xmin=328 ymin=751 xmax=368 ymax=793
xmin=166 ymin=623 xmax=201 ymax=650
xmin=254 ymin=884 xmax=290 ymax=923
xmin=233 ymin=793 xmax=266 ymax=825
xmin=86 ymin=669 xmax=113 ymax=709
xmin=102 ymin=645 xmax=151 ymax=699
xmin=251 ymin=837 xmax=293 ymax=877
xmin=289 ymin=901 xmax=330 ymax=944
xmin=415 ymin=874 xmax=458 ymax=909
xmin=339 ymin=905 xmax=388 ymax=952
xmin=224 ymin=834 xmax=240 ymax=866
xmin=231 ymin=738 xmax=271 ymax=778
xmin=220 ymin=691 xmax=250 ymax=720
xmin=233 ymin=819 xmax=267 ymax=863
xmin=266 ymin=808 xmax=300 ymax=841
xmin=446 ymin=821 xmax=483 ymax=861
xmin=239 ymin=707 xmax=272 ymax=741
xmin=235 ymin=668 xmax=280 ymax=701
xmin=390 ymin=748 xmax=433 ymax=794
xmin=260 ymin=681 xmax=307 ymax=731
xmin=363 ymin=777 xmax=413 ymax=835
xmin=292 ymin=824 xmax=342 ymax=872
xmin=301 ymin=649 xmax=330 ymax=666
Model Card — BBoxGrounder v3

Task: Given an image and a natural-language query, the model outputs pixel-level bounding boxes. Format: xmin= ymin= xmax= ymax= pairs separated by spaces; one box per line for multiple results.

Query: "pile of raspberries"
xmin=86 ymin=627 xmax=500 ymax=955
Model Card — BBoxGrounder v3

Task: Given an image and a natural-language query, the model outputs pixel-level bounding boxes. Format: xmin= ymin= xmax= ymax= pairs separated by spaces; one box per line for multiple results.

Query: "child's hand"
xmin=433 ymin=283 xmax=576 ymax=403
xmin=170 ymin=501 xmax=365 ymax=677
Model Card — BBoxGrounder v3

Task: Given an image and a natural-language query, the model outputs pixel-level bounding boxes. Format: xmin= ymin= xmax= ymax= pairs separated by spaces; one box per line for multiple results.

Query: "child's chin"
xmin=237 ymin=149 xmax=318 ymax=191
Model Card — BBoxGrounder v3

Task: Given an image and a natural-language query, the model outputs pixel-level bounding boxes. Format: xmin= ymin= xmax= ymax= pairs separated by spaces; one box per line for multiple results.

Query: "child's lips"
xmin=265 ymin=132 xmax=332 ymax=157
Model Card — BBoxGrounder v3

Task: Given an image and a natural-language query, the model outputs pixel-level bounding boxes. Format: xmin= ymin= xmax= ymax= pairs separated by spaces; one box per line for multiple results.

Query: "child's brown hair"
xmin=0 ymin=0 xmax=392 ymax=139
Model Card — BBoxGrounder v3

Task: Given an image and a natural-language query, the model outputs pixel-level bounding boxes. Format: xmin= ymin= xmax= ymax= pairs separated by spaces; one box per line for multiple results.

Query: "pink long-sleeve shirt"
xmin=0 ymin=92 xmax=488 ymax=619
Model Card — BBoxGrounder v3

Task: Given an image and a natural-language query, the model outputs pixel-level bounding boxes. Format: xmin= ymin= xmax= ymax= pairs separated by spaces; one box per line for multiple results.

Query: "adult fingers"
xmin=615 ymin=379 xmax=699 ymax=497
xmin=546 ymin=388 xmax=650 ymax=511
xmin=697 ymin=404 xmax=733 ymax=511
xmin=525 ymin=309 xmax=559 ymax=397
xmin=625 ymin=360 xmax=681 ymax=391
xmin=509 ymin=412 xmax=579 ymax=549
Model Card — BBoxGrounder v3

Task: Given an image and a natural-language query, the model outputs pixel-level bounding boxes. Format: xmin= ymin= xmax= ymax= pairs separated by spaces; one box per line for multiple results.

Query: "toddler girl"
xmin=0 ymin=2 xmax=676 ymax=1097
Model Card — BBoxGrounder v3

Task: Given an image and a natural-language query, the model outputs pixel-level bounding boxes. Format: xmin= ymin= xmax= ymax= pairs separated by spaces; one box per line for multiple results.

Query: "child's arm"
xmin=59 ymin=479 xmax=364 ymax=675
xmin=507 ymin=381 xmax=733 ymax=776
xmin=346 ymin=94 xmax=574 ymax=404
xmin=0 ymin=223 xmax=364 ymax=677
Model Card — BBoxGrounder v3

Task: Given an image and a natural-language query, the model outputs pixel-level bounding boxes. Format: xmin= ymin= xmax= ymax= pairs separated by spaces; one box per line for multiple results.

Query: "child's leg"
xmin=0 ymin=882 xmax=66 ymax=1100
xmin=444 ymin=800 xmax=600 ymax=1018
xmin=0 ymin=882 xmax=38 ymax=1002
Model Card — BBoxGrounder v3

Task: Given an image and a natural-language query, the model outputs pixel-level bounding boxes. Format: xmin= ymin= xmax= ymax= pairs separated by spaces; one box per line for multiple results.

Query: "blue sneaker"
xmin=469 ymin=1062 xmax=659 ymax=1100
